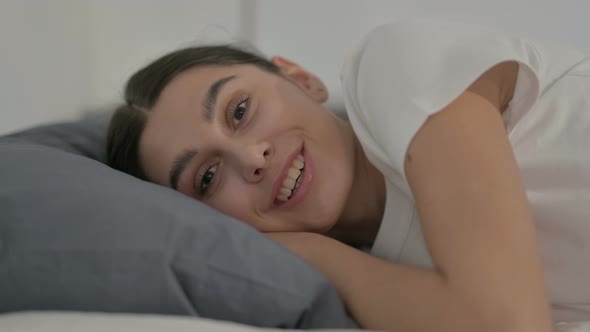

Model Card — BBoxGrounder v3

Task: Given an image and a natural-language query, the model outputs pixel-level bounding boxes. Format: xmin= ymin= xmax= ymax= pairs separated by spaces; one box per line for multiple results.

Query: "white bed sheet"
xmin=1 ymin=311 xmax=588 ymax=332
xmin=0 ymin=311 xmax=369 ymax=332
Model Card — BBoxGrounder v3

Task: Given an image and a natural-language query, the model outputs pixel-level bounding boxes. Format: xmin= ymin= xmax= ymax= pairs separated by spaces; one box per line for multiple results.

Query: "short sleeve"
xmin=341 ymin=18 xmax=541 ymax=195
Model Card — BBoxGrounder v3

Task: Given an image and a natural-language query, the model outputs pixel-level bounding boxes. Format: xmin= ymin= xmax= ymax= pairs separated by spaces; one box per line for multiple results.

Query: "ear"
xmin=271 ymin=56 xmax=328 ymax=103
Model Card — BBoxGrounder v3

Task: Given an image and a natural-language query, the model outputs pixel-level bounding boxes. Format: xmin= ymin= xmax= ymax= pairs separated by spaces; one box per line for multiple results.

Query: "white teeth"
xmin=288 ymin=168 xmax=301 ymax=179
xmin=280 ymin=188 xmax=292 ymax=197
xmin=293 ymin=160 xmax=304 ymax=169
xmin=276 ymin=153 xmax=306 ymax=203
xmin=283 ymin=178 xmax=296 ymax=189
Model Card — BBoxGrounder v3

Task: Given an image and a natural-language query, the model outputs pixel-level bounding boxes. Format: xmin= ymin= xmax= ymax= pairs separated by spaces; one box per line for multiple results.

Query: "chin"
xmin=307 ymin=187 xmax=349 ymax=234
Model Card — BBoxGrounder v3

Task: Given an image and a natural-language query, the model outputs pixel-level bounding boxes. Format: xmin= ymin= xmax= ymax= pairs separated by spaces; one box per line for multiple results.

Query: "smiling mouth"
xmin=276 ymin=153 xmax=305 ymax=203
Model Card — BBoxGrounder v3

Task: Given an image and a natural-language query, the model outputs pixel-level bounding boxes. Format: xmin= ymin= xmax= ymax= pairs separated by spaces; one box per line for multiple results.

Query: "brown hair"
xmin=105 ymin=45 xmax=281 ymax=180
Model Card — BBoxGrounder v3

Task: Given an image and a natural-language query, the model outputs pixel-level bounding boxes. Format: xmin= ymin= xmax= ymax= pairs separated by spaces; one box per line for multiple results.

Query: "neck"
xmin=326 ymin=122 xmax=386 ymax=247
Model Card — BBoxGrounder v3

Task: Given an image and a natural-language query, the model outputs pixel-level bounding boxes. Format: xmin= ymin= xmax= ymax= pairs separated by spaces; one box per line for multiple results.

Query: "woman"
xmin=106 ymin=18 xmax=590 ymax=332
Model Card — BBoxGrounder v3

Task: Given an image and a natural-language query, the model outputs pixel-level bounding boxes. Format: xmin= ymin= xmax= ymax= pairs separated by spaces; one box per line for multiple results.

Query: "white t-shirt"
xmin=341 ymin=18 xmax=590 ymax=322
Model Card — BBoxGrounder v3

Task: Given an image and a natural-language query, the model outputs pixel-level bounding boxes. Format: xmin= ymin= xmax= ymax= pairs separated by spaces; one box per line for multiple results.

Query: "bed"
xmin=2 ymin=108 xmax=590 ymax=332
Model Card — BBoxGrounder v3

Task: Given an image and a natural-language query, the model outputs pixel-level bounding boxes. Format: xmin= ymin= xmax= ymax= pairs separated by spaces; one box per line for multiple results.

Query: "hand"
xmin=264 ymin=232 xmax=337 ymax=267
xmin=265 ymin=231 xmax=321 ymax=254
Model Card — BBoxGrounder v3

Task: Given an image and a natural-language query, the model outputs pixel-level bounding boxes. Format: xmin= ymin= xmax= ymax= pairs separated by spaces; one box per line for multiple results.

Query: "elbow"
xmin=475 ymin=317 xmax=547 ymax=332
xmin=458 ymin=301 xmax=553 ymax=332
xmin=477 ymin=317 xmax=551 ymax=332
xmin=441 ymin=272 xmax=553 ymax=332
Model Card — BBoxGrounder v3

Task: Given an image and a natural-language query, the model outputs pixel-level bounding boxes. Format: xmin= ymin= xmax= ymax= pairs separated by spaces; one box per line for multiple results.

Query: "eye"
xmin=199 ymin=164 xmax=217 ymax=195
xmin=230 ymin=97 xmax=249 ymax=127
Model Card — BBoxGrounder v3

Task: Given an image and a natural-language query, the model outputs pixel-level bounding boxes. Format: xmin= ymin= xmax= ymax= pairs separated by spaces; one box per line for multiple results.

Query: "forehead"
xmin=153 ymin=63 xmax=271 ymax=116
xmin=138 ymin=64 xmax=265 ymax=185
xmin=159 ymin=65 xmax=236 ymax=108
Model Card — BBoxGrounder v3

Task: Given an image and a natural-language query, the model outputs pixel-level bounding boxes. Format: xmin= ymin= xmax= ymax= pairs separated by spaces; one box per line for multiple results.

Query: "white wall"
xmin=85 ymin=0 xmax=250 ymax=108
xmin=0 ymin=1 xmax=91 ymax=135
xmin=0 ymin=0 xmax=248 ymax=135
xmin=1 ymin=0 xmax=589 ymax=134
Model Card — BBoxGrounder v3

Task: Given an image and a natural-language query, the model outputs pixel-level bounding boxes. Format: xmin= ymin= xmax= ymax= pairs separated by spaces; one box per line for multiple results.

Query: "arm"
xmin=269 ymin=65 xmax=553 ymax=332
xmin=404 ymin=87 xmax=552 ymax=331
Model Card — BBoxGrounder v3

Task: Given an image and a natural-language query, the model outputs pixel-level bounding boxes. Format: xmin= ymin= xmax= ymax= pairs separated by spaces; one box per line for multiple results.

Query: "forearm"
xmin=297 ymin=235 xmax=552 ymax=332
xmin=321 ymin=244 xmax=449 ymax=331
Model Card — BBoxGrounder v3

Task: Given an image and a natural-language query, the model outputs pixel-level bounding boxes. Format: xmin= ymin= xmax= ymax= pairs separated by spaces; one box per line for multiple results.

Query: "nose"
xmin=235 ymin=140 xmax=273 ymax=183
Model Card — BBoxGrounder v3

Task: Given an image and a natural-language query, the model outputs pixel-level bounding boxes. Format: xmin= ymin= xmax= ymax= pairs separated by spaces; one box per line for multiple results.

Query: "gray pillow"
xmin=0 ymin=113 xmax=356 ymax=329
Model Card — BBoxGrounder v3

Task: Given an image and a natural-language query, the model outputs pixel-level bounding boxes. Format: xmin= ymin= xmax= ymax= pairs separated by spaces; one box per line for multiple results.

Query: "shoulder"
xmin=355 ymin=18 xmax=500 ymax=63
xmin=341 ymin=18 xmax=531 ymax=186
xmin=343 ymin=18 xmax=531 ymax=117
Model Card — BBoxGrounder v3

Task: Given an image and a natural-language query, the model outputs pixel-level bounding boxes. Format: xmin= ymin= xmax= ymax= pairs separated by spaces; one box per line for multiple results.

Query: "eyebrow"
xmin=202 ymin=75 xmax=237 ymax=122
xmin=169 ymin=148 xmax=198 ymax=190
xmin=168 ymin=75 xmax=236 ymax=189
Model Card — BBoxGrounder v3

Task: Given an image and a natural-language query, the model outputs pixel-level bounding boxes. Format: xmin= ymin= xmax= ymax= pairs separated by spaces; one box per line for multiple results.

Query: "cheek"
xmin=258 ymin=80 xmax=310 ymax=127
xmin=208 ymin=176 xmax=258 ymax=225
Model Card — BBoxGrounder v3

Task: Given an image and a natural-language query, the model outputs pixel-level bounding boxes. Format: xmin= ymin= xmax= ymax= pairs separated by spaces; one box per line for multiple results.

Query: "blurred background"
xmin=1 ymin=0 xmax=589 ymax=135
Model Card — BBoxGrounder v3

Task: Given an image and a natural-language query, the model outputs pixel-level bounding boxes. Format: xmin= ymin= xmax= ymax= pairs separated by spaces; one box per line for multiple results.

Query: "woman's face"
xmin=139 ymin=57 xmax=356 ymax=233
